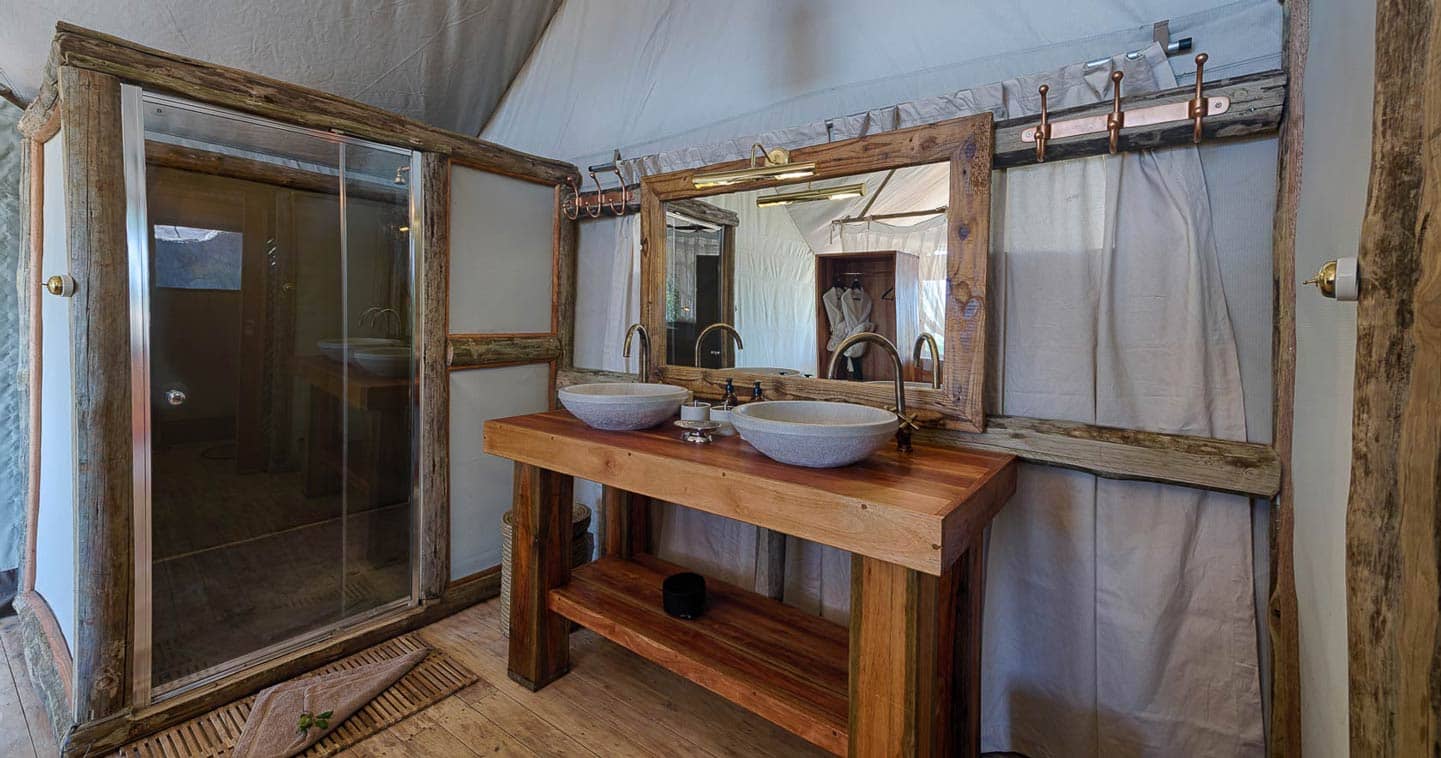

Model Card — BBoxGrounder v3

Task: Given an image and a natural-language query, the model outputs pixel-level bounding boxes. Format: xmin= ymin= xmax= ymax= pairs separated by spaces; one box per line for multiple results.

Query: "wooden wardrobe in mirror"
xmin=815 ymin=250 xmax=920 ymax=383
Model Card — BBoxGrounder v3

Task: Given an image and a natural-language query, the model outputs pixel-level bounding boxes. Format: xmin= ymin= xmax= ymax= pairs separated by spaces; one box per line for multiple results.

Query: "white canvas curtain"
xmin=579 ymin=44 xmax=1262 ymax=756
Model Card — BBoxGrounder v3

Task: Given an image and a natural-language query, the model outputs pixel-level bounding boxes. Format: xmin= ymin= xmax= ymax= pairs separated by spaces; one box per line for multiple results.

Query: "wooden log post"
xmin=418 ymin=153 xmax=450 ymax=599
xmin=753 ymin=529 xmax=787 ymax=600
xmin=508 ymin=463 xmax=574 ymax=690
xmin=60 ymin=65 xmax=134 ymax=725
xmin=1267 ymin=0 xmax=1307 ymax=753
xmin=447 ymin=334 xmax=562 ymax=369
xmin=1345 ymin=0 xmax=1441 ymax=753
xmin=600 ymin=486 xmax=650 ymax=559
xmin=849 ymin=543 xmax=985 ymax=757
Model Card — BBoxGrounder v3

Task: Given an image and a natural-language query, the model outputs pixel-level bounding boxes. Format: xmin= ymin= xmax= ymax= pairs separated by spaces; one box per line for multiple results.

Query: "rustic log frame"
xmin=143 ymin=140 xmax=403 ymax=204
xmin=643 ymin=113 xmax=996 ymax=432
xmin=1267 ymin=0 xmax=1307 ymax=754
xmin=60 ymin=64 xmax=135 ymax=728
xmin=417 ymin=153 xmax=451 ymax=601
xmin=1345 ymin=0 xmax=1441 ymax=753
xmin=11 ymin=24 xmax=582 ymax=755
xmin=39 ymin=23 xmax=574 ymax=184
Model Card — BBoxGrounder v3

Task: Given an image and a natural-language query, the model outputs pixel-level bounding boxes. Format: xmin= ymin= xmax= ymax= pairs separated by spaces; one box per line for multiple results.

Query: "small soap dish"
xmin=675 ymin=419 xmax=721 ymax=444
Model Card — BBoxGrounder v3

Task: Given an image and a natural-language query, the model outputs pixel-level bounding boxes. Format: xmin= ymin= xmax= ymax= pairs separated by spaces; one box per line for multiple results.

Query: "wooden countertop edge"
xmin=483 ymin=413 xmax=1019 ymax=575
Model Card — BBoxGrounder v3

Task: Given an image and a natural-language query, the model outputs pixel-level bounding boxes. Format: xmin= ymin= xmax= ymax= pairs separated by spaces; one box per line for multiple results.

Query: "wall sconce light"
xmin=756 ymin=183 xmax=866 ymax=208
xmin=692 ymin=143 xmax=816 ymax=189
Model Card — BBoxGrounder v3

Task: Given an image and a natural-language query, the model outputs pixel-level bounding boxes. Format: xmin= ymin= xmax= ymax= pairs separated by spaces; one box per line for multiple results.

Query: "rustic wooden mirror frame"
xmin=639 ymin=112 xmax=994 ymax=432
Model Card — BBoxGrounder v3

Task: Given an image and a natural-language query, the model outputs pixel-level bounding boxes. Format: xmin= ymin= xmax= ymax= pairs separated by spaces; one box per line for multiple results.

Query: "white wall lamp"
xmin=1303 ymin=257 xmax=1360 ymax=301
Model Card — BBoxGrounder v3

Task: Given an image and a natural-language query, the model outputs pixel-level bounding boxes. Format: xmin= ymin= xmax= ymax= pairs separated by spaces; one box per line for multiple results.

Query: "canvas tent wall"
xmin=483 ymin=1 xmax=1288 ymax=755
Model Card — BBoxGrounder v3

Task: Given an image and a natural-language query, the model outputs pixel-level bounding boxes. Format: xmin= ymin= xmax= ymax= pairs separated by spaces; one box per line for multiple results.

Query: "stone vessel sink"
xmin=317 ymin=337 xmax=402 ymax=365
xmin=730 ymin=400 xmax=898 ymax=468
xmin=354 ymin=346 xmax=412 ymax=378
xmin=558 ymin=383 xmax=690 ymax=431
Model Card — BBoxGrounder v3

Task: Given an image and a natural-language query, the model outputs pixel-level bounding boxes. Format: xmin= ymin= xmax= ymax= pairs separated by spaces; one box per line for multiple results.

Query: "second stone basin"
xmin=558 ymin=382 xmax=690 ymax=431
xmin=729 ymin=400 xmax=897 ymax=468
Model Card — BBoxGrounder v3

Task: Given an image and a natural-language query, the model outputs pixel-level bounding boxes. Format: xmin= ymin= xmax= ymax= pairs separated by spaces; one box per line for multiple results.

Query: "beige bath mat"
xmin=115 ymin=633 xmax=478 ymax=757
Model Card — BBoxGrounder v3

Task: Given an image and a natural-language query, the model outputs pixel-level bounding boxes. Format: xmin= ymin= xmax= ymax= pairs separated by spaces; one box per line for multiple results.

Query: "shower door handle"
xmin=164 ymin=388 xmax=187 ymax=407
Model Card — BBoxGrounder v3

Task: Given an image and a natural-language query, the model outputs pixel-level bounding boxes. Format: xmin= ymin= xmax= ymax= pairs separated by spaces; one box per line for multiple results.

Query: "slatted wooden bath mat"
xmin=114 ymin=633 xmax=478 ymax=757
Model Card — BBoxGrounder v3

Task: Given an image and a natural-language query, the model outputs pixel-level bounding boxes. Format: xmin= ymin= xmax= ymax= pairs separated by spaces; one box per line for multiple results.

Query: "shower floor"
xmin=150 ymin=442 xmax=411 ymax=689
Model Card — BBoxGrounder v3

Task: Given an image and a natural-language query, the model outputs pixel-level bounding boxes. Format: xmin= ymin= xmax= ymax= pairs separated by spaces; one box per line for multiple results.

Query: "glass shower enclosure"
xmin=121 ymin=86 xmax=421 ymax=701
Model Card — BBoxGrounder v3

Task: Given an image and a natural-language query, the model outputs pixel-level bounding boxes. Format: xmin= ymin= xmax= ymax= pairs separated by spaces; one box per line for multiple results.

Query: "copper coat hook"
xmin=584 ymin=172 xmax=605 ymax=218
xmin=1034 ymin=84 xmax=1051 ymax=162
xmin=563 ymin=176 xmax=582 ymax=221
xmin=1107 ymin=70 xmax=1125 ymax=154
xmin=605 ymin=166 xmax=629 ymax=216
xmin=1189 ymin=53 xmax=1210 ymax=143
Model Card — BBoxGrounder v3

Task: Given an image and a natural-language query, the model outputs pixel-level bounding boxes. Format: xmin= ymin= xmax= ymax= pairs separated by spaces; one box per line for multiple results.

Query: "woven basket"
xmin=500 ymin=503 xmax=593 ymax=635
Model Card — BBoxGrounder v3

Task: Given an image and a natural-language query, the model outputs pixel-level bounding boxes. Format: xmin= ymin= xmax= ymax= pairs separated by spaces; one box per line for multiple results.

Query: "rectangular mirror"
xmin=662 ymin=162 xmax=949 ymax=388
xmin=641 ymin=114 xmax=993 ymax=431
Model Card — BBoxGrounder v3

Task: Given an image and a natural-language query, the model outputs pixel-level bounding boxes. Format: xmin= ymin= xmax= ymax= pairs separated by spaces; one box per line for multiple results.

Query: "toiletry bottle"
xmin=751 ymin=381 xmax=765 ymax=402
xmin=722 ymin=378 xmax=739 ymax=407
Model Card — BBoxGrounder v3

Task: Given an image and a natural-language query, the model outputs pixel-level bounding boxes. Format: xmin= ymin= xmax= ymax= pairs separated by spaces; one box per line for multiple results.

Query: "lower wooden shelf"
xmin=548 ymin=554 xmax=850 ymax=755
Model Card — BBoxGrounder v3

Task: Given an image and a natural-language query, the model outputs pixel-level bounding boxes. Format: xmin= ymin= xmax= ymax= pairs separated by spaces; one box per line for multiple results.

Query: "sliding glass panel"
xmin=336 ymin=142 xmax=415 ymax=618
xmin=136 ymin=93 xmax=417 ymax=694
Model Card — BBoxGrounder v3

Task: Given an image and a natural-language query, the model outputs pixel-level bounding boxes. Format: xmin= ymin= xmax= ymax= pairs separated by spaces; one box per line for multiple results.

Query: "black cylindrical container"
xmin=662 ymin=572 xmax=706 ymax=620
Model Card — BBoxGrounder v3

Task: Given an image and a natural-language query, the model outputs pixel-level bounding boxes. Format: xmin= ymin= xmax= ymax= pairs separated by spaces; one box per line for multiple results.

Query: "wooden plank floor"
xmin=1 ymin=600 xmax=1033 ymax=757
xmin=0 ymin=600 xmax=827 ymax=757
xmin=0 ymin=616 xmax=62 ymax=758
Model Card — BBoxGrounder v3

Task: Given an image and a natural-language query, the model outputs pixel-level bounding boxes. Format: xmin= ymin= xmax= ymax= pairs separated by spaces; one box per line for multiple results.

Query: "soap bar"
xmin=662 ymin=572 xmax=706 ymax=620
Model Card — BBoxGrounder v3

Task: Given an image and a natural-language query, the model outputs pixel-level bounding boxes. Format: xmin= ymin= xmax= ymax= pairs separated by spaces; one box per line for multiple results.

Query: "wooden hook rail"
xmin=1026 ymin=54 xmax=1225 ymax=160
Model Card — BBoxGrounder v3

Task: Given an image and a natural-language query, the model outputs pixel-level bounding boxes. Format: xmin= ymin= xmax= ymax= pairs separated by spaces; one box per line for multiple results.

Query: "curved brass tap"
xmin=826 ymin=332 xmax=914 ymax=452
xmin=913 ymin=333 xmax=942 ymax=390
xmin=694 ymin=323 xmax=744 ymax=367
xmin=623 ymin=323 xmax=651 ymax=382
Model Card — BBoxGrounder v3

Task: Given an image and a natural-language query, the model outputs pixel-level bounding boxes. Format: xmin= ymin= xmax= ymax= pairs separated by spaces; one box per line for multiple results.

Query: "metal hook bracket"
xmin=1106 ymin=71 xmax=1125 ymax=154
xmin=1034 ymin=84 xmax=1052 ymax=162
xmin=1189 ymin=53 xmax=1210 ymax=143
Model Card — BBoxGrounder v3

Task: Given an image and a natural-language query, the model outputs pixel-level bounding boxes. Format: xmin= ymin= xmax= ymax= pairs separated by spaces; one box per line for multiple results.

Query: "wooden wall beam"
xmin=993 ymin=70 xmax=1287 ymax=169
xmin=554 ymin=187 xmax=578 ymax=369
xmin=1345 ymin=0 xmax=1441 ymax=752
xmin=45 ymin=23 xmax=578 ymax=186
xmin=448 ymin=334 xmax=562 ymax=370
xmin=17 ymin=44 xmax=60 ymax=140
xmin=59 ymin=65 xmax=134 ymax=725
xmin=144 ymin=141 xmax=400 ymax=203
xmin=556 ymin=368 xmax=1280 ymax=498
xmin=921 ymin=417 xmax=1280 ymax=499
xmin=418 ymin=153 xmax=450 ymax=600
xmin=1267 ymin=0 xmax=1307 ymax=754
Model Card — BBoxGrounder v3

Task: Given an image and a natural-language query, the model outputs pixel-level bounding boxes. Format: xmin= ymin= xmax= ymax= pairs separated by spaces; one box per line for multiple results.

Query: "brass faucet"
xmin=827 ymin=332 xmax=915 ymax=452
xmin=694 ymin=323 xmax=744 ymax=367
xmin=623 ymin=323 xmax=651 ymax=382
xmin=360 ymin=306 xmax=403 ymax=338
xmin=913 ymin=333 xmax=942 ymax=390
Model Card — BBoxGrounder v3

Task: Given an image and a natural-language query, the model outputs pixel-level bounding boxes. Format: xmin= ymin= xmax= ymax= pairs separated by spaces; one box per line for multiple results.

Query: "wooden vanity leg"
xmin=850 ymin=542 xmax=986 ymax=758
xmin=600 ymin=486 xmax=650 ymax=558
xmin=507 ymin=462 xmax=574 ymax=690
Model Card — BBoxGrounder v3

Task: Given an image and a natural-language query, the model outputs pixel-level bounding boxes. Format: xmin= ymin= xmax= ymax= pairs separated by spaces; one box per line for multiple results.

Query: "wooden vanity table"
xmin=484 ymin=410 xmax=1016 ymax=756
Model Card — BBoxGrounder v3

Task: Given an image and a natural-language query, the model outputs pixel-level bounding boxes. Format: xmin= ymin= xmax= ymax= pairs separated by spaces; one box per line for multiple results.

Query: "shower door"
xmin=124 ymin=88 xmax=421 ymax=700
